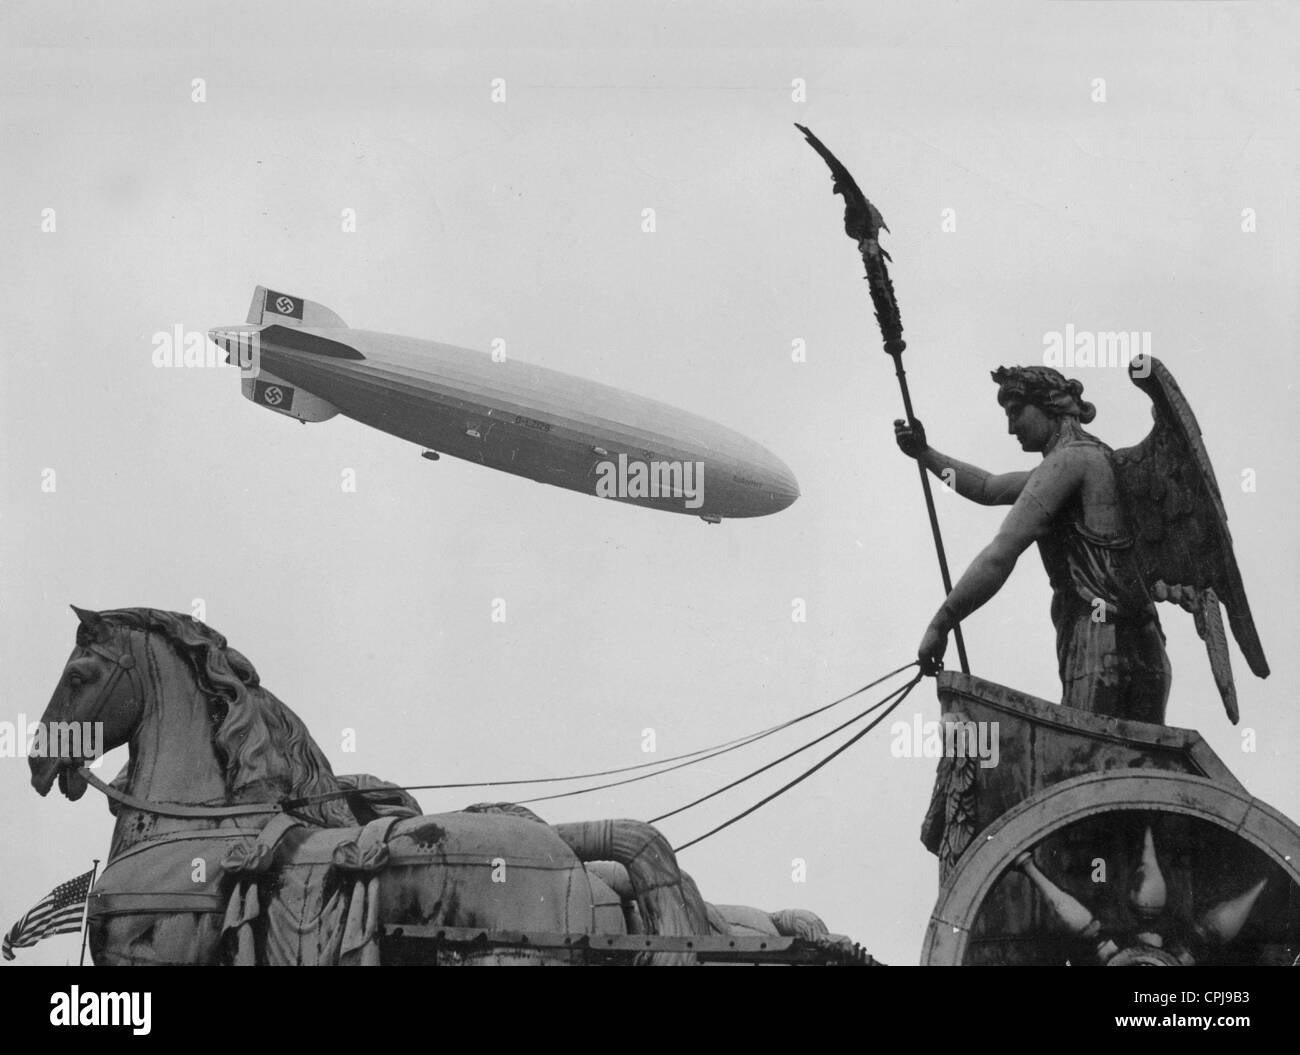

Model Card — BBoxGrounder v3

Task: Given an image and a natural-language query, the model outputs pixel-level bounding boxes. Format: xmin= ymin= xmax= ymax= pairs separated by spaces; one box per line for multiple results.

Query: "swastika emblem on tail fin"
xmin=254 ymin=380 xmax=294 ymax=410
xmin=264 ymin=290 xmax=304 ymax=320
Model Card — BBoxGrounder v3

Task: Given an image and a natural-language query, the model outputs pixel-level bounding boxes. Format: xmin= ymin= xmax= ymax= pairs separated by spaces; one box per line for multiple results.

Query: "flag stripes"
xmin=3 ymin=868 xmax=95 ymax=960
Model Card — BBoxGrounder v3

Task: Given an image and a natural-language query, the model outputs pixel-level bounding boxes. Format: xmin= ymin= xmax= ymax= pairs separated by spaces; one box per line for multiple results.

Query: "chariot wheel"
xmin=921 ymin=771 xmax=1300 ymax=965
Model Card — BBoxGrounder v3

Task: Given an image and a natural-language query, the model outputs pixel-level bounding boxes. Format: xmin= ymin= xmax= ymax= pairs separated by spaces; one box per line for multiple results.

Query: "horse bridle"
xmin=79 ymin=639 xmax=141 ymax=730
xmin=73 ymin=633 xmax=286 ymax=820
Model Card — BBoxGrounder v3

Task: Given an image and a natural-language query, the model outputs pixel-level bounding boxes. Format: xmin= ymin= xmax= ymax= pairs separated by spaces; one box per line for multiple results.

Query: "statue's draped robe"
xmin=1035 ymin=435 xmax=1170 ymax=723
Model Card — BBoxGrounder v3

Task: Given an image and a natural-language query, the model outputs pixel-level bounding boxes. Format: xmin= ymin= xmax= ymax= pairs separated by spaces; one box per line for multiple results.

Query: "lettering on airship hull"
xmin=513 ymin=414 xmax=552 ymax=433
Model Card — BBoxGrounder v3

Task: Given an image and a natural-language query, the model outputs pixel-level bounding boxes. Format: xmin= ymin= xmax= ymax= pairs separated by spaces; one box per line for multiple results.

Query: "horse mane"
xmin=90 ymin=608 xmax=356 ymax=827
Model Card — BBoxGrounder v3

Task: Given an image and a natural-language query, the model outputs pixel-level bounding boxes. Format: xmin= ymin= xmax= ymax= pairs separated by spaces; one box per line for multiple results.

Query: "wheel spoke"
xmin=1015 ymin=851 xmax=1099 ymax=939
xmin=1195 ymin=877 xmax=1268 ymax=946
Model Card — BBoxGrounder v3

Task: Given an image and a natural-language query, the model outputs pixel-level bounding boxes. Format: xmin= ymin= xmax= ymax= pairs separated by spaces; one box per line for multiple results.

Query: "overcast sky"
xmin=2 ymin=1 xmax=1296 ymax=965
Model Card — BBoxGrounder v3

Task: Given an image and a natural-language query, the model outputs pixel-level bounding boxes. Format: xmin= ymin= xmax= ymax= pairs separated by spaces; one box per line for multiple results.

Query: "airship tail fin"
xmin=246 ymin=286 xmax=348 ymax=329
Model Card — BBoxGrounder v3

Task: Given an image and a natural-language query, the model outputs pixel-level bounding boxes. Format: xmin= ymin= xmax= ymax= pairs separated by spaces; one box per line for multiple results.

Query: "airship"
xmin=208 ymin=287 xmax=799 ymax=522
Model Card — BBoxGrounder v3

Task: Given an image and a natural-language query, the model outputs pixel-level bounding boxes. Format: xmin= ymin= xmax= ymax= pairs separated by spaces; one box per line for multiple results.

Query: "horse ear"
xmin=70 ymin=605 xmax=102 ymax=632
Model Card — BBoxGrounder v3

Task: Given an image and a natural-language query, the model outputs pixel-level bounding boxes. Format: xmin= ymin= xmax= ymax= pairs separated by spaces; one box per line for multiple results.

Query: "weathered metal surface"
xmin=916 ymin=673 xmax=1300 ymax=965
xmin=34 ymin=607 xmax=870 ymax=966
xmin=921 ymin=772 xmax=1300 ymax=966
xmin=923 ymin=670 xmax=1242 ymax=875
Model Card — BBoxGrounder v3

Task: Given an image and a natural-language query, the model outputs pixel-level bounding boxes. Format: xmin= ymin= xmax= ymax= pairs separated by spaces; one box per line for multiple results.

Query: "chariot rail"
xmin=380 ymin=925 xmax=878 ymax=965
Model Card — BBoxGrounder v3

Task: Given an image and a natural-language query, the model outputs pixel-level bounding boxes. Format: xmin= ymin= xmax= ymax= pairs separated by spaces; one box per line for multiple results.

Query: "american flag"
xmin=3 ymin=868 xmax=95 ymax=960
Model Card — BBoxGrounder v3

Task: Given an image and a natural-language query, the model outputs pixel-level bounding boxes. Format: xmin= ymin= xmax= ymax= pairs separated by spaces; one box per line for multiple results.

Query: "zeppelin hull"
xmin=214 ymin=305 xmax=798 ymax=520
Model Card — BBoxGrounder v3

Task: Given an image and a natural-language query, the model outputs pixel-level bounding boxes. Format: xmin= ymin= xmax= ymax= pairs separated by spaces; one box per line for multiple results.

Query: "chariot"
xmin=28 ymin=604 xmax=1297 ymax=967
xmin=920 ymin=672 xmax=1300 ymax=966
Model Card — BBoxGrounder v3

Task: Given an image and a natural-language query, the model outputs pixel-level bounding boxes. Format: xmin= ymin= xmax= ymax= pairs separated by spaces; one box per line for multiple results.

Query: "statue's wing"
xmin=1110 ymin=356 xmax=1268 ymax=723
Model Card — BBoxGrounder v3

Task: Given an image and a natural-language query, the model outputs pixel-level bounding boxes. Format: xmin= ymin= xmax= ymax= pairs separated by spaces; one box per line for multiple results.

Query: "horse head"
xmin=31 ymin=607 xmax=356 ymax=830
xmin=30 ymin=606 xmax=150 ymax=801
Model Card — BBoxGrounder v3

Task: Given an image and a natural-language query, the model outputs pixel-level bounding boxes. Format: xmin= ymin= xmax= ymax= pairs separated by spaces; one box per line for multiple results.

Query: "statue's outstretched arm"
xmin=924 ymin=450 xmax=1030 ymax=506
xmin=894 ymin=419 xmax=1028 ymax=504
xmin=918 ymin=450 xmax=1085 ymax=670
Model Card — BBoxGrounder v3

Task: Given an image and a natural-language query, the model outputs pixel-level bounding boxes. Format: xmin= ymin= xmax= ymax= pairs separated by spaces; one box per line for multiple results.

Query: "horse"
xmin=29 ymin=606 xmax=711 ymax=965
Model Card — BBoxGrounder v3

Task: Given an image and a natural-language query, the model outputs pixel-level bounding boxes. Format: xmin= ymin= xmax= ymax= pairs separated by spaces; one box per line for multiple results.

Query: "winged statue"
xmin=798 ymin=125 xmax=1265 ymax=725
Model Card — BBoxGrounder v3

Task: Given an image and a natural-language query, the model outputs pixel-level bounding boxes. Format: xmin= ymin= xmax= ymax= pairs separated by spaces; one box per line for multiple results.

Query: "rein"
xmin=78 ymin=766 xmax=286 ymax=819
xmin=73 ymin=631 xmax=923 ymax=840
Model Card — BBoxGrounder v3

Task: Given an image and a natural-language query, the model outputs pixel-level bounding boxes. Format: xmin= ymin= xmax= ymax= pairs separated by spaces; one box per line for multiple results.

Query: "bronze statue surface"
xmin=26 ymin=606 xmax=863 ymax=965
xmin=898 ymin=357 xmax=1266 ymax=724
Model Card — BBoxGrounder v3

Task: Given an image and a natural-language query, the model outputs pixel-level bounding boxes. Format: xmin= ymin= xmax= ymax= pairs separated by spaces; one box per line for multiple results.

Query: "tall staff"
xmin=797 ymin=124 xmax=969 ymax=674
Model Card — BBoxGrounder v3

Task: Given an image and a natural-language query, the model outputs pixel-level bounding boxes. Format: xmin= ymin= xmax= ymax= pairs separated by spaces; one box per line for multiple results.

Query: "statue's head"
xmin=991 ymin=366 xmax=1095 ymax=452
